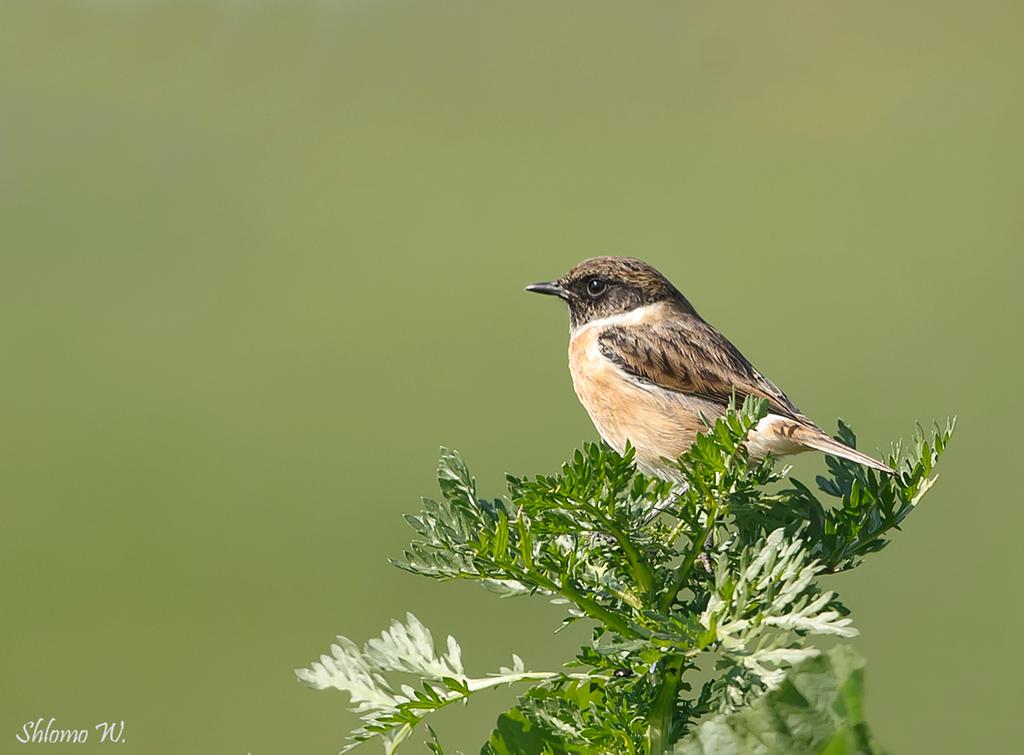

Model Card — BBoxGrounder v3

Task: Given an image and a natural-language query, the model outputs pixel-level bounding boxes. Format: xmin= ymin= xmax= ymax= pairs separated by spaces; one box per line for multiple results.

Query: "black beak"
xmin=525 ymin=281 xmax=568 ymax=299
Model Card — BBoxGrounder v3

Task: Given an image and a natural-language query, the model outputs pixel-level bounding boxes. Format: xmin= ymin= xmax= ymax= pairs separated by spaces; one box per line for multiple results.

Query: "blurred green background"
xmin=1 ymin=1 xmax=1019 ymax=753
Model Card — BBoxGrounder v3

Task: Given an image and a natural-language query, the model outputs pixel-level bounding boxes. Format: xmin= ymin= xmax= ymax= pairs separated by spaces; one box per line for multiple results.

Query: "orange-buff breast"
xmin=568 ymin=322 xmax=714 ymax=478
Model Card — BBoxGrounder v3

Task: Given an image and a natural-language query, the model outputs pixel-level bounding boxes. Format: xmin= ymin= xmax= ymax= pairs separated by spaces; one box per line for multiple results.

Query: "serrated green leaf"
xmin=675 ymin=646 xmax=879 ymax=755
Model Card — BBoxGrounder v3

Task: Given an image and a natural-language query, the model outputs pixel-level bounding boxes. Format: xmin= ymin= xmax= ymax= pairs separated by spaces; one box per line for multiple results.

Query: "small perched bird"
xmin=527 ymin=256 xmax=892 ymax=479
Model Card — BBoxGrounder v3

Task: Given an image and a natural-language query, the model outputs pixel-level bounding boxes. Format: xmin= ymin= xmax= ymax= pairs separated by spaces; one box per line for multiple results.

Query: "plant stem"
xmin=506 ymin=515 xmax=648 ymax=639
xmin=531 ymin=572 xmax=650 ymax=640
xmin=659 ymin=507 xmax=717 ymax=614
xmin=602 ymin=519 xmax=655 ymax=599
xmin=563 ymin=494 xmax=656 ymax=601
xmin=647 ymin=654 xmax=683 ymax=754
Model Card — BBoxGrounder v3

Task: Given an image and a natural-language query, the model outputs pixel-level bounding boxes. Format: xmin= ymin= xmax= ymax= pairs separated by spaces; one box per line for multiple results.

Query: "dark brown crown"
xmin=528 ymin=256 xmax=695 ymax=328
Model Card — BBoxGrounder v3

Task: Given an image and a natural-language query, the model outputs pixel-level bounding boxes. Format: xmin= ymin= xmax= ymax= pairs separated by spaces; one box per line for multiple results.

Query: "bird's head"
xmin=526 ymin=256 xmax=695 ymax=329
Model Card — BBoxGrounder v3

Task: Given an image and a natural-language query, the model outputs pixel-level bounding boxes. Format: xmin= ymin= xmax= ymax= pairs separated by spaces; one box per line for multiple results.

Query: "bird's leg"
xmin=642 ymin=480 xmax=690 ymax=525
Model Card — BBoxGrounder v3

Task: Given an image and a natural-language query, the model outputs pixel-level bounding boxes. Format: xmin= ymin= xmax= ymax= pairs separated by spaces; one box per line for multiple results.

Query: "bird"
xmin=526 ymin=256 xmax=893 ymax=480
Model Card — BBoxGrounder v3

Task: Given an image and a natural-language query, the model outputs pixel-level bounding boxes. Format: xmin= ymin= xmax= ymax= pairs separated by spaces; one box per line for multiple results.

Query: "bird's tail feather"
xmin=794 ymin=427 xmax=894 ymax=475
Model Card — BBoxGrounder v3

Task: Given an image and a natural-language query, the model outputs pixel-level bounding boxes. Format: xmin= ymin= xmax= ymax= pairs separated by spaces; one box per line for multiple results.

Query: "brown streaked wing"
xmin=597 ymin=316 xmax=805 ymax=421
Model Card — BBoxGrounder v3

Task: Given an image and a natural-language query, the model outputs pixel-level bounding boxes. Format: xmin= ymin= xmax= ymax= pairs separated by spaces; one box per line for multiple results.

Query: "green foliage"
xmin=675 ymin=646 xmax=879 ymax=755
xmin=296 ymin=612 xmax=559 ymax=754
xmin=298 ymin=398 xmax=953 ymax=754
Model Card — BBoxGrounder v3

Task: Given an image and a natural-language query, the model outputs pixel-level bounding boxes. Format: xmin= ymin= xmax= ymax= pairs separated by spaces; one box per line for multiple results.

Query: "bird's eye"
xmin=586 ymin=278 xmax=608 ymax=297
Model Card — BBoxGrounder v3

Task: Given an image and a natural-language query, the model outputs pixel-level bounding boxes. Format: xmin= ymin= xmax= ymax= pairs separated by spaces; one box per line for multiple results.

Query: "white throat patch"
xmin=570 ymin=302 xmax=667 ymax=337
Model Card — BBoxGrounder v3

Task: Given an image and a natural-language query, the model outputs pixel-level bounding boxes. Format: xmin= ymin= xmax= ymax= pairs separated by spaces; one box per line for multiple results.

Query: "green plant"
xmin=297 ymin=399 xmax=954 ymax=754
